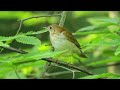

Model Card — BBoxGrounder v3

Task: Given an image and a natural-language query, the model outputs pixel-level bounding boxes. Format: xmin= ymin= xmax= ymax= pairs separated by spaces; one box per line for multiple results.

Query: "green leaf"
xmin=80 ymin=73 xmax=120 ymax=79
xmin=77 ymin=23 xmax=113 ymax=32
xmin=90 ymin=33 xmax=120 ymax=46
xmin=0 ymin=62 xmax=14 ymax=77
xmin=93 ymin=18 xmax=120 ymax=25
xmin=88 ymin=17 xmax=120 ymax=25
xmin=114 ymin=46 xmax=120 ymax=56
xmin=25 ymin=29 xmax=48 ymax=35
xmin=74 ymin=29 xmax=110 ymax=35
xmin=16 ymin=60 xmax=46 ymax=69
xmin=11 ymin=50 xmax=67 ymax=65
xmin=0 ymin=35 xmax=24 ymax=42
xmin=0 ymin=42 xmax=10 ymax=47
xmin=87 ymin=57 xmax=120 ymax=66
xmin=0 ymin=29 xmax=47 ymax=42
xmin=16 ymin=36 xmax=41 ymax=45
xmin=0 ymin=36 xmax=14 ymax=41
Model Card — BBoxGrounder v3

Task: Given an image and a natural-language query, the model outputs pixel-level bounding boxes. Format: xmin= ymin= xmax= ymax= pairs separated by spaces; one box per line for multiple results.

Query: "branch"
xmin=45 ymin=71 xmax=72 ymax=76
xmin=17 ymin=13 xmax=62 ymax=22
xmin=16 ymin=20 xmax=23 ymax=35
xmin=42 ymin=58 xmax=93 ymax=75
xmin=1 ymin=46 xmax=93 ymax=76
xmin=2 ymin=45 xmax=116 ymax=79
xmin=52 ymin=64 xmax=78 ymax=79
xmin=39 ymin=62 xmax=51 ymax=78
xmin=59 ymin=11 xmax=68 ymax=27
xmin=1 ymin=45 xmax=94 ymax=76
xmin=12 ymin=57 xmax=93 ymax=75
xmin=0 ymin=46 xmax=27 ymax=54
xmin=2 ymin=45 xmax=120 ymax=70
xmin=2 ymin=44 xmax=120 ymax=71
xmin=2 ymin=45 xmax=120 ymax=78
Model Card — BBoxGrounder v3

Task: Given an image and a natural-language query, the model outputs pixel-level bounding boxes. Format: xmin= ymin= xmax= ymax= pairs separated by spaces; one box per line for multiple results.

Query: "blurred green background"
xmin=0 ymin=11 xmax=120 ymax=79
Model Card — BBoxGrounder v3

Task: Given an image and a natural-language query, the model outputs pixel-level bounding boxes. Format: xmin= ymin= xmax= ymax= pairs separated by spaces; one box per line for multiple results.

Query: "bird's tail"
xmin=77 ymin=50 xmax=87 ymax=58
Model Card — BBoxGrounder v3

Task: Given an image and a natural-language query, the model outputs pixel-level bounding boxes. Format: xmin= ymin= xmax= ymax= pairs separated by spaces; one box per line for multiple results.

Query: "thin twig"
xmin=0 ymin=17 xmax=23 ymax=53
xmin=16 ymin=20 xmax=23 ymax=35
xmin=53 ymin=64 xmax=77 ymax=79
xmin=39 ymin=62 xmax=51 ymax=79
xmin=45 ymin=71 xmax=73 ymax=76
xmin=59 ymin=11 xmax=68 ymax=27
xmin=17 ymin=14 xmax=62 ymax=22
xmin=14 ymin=67 xmax=21 ymax=79
xmin=0 ymin=46 xmax=27 ymax=54
xmin=72 ymin=71 xmax=75 ymax=79
xmin=41 ymin=58 xmax=93 ymax=75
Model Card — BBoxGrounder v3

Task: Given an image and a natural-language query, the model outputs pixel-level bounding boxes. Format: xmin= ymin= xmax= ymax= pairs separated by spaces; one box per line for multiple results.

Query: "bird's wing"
xmin=63 ymin=30 xmax=87 ymax=58
xmin=63 ymin=30 xmax=81 ymax=49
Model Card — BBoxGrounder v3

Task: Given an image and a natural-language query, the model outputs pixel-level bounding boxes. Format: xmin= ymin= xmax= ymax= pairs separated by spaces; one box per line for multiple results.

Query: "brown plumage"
xmin=47 ymin=24 xmax=87 ymax=58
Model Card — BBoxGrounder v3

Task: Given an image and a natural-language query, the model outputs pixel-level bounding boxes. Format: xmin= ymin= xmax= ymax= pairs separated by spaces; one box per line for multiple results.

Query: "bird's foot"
xmin=54 ymin=59 xmax=59 ymax=64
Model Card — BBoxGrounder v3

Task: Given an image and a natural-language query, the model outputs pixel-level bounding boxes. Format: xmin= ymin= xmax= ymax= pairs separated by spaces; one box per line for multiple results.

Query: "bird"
xmin=45 ymin=24 xmax=87 ymax=58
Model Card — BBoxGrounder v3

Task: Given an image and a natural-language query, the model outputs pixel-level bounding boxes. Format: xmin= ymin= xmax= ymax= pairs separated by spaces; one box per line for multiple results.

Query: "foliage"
xmin=80 ymin=73 xmax=120 ymax=79
xmin=1 ymin=11 xmax=120 ymax=79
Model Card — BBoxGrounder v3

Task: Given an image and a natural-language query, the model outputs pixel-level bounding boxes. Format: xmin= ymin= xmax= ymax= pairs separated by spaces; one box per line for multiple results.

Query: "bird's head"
xmin=44 ymin=24 xmax=65 ymax=34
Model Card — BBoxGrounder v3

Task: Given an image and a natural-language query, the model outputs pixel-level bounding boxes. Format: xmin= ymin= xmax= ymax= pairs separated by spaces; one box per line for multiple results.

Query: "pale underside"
xmin=50 ymin=32 xmax=80 ymax=55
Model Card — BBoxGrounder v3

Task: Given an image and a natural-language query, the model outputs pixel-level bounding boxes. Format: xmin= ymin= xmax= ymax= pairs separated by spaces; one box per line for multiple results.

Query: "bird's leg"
xmin=73 ymin=55 xmax=87 ymax=68
xmin=57 ymin=52 xmax=66 ymax=60
xmin=51 ymin=46 xmax=55 ymax=52
xmin=78 ymin=59 xmax=85 ymax=66
xmin=69 ymin=52 xmax=74 ymax=64
xmin=53 ymin=49 xmax=64 ymax=60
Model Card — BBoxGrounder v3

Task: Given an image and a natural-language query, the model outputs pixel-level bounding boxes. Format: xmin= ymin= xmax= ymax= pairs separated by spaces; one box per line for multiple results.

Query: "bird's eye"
xmin=49 ymin=26 xmax=52 ymax=29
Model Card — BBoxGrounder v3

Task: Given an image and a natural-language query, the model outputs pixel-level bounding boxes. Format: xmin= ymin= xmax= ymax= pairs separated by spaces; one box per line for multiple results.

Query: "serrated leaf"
xmin=0 ymin=29 xmax=47 ymax=42
xmin=0 ymin=41 xmax=10 ymax=47
xmin=16 ymin=36 xmax=41 ymax=45
xmin=12 ymin=50 xmax=67 ymax=64
xmin=114 ymin=46 xmax=120 ymax=56
xmin=80 ymin=73 xmax=120 ymax=79
xmin=0 ymin=36 xmax=14 ymax=41
xmin=25 ymin=29 xmax=48 ymax=35
xmin=0 ymin=35 xmax=24 ymax=42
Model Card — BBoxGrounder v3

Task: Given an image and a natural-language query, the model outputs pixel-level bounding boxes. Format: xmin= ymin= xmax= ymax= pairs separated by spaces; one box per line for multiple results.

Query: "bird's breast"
xmin=50 ymin=33 xmax=79 ymax=52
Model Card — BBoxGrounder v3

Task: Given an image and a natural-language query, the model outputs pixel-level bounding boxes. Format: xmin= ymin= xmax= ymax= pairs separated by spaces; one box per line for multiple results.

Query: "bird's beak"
xmin=43 ymin=27 xmax=47 ymax=29
xmin=43 ymin=27 xmax=49 ymax=32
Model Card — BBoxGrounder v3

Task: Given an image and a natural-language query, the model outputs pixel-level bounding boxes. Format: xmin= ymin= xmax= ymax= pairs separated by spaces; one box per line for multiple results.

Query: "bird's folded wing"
xmin=63 ymin=30 xmax=82 ymax=49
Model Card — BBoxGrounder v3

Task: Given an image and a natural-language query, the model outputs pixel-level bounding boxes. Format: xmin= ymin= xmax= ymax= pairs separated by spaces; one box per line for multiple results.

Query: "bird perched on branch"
xmin=45 ymin=24 xmax=87 ymax=58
